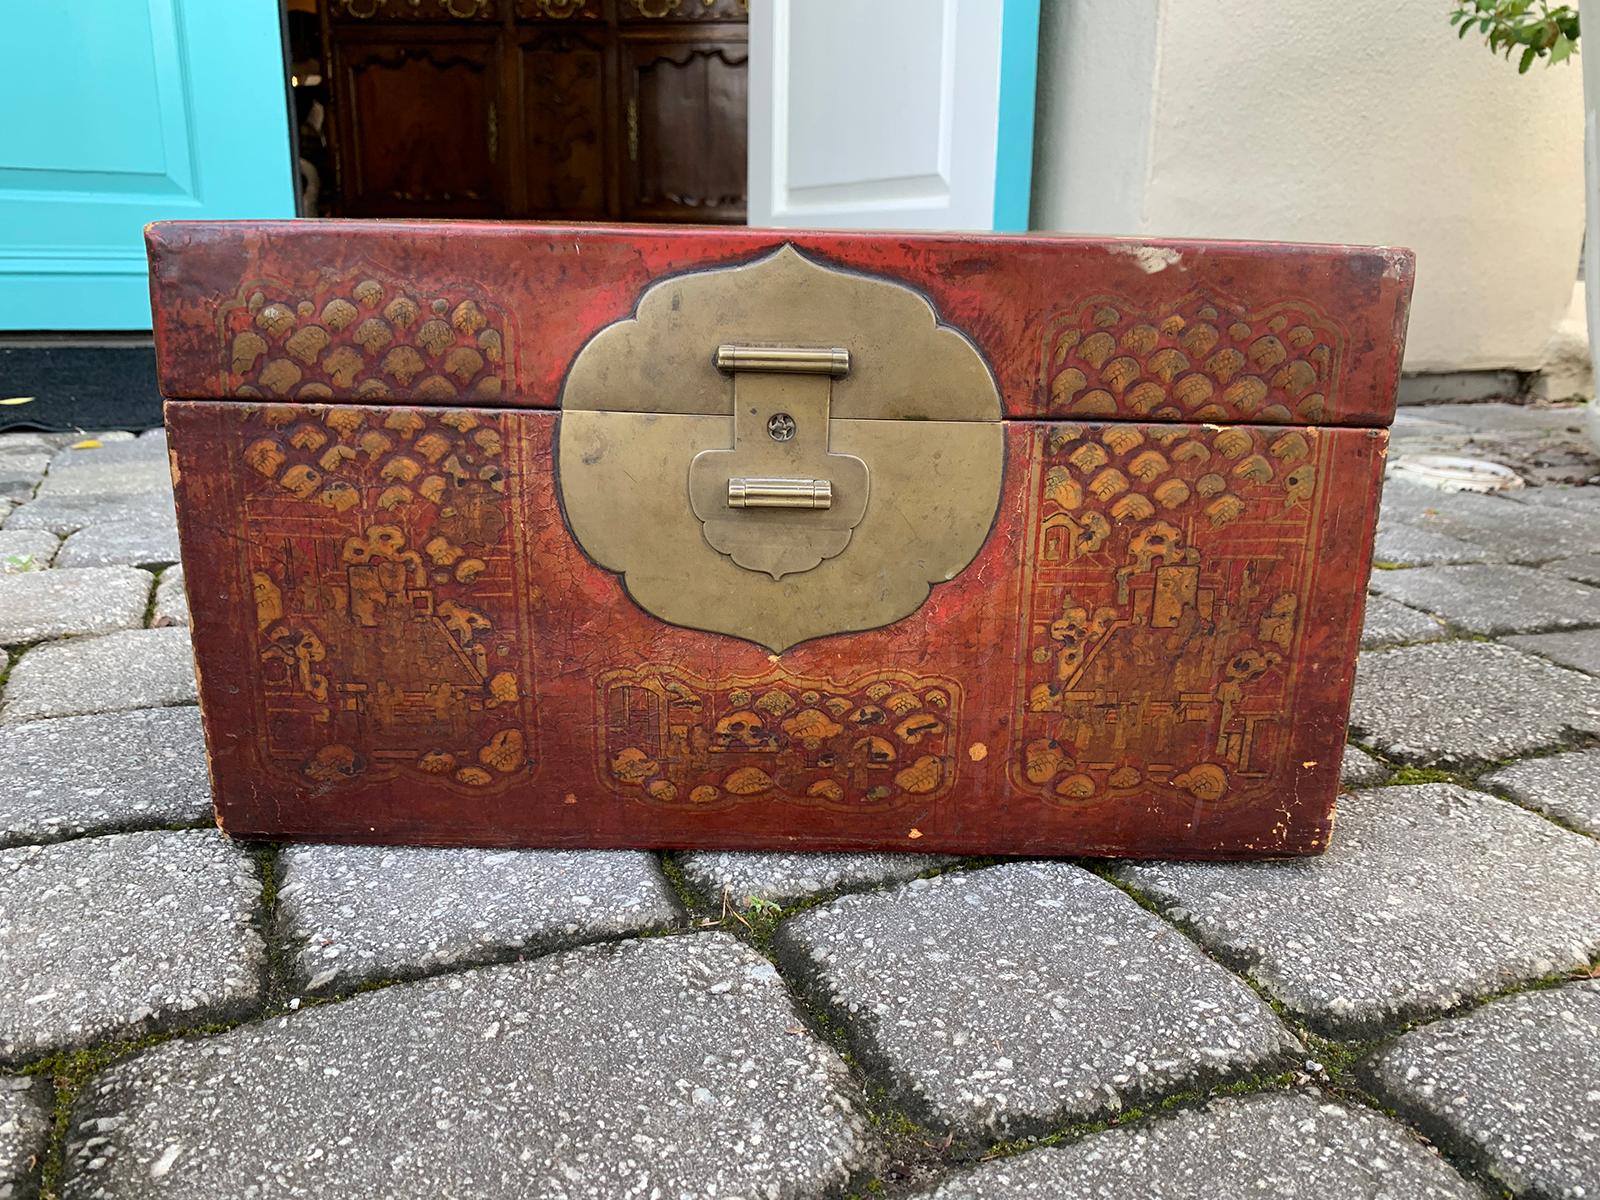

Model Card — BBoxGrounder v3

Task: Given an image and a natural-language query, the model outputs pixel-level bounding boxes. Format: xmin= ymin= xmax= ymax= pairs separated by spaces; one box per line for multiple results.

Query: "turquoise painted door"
xmin=0 ymin=1 xmax=296 ymax=331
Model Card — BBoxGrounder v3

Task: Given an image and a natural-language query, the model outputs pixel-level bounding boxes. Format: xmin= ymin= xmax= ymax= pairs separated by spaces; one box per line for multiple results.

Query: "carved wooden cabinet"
xmin=323 ymin=0 xmax=748 ymax=222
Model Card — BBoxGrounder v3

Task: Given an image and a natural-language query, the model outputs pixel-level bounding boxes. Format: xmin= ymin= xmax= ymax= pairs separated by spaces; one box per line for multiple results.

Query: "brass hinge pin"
xmin=714 ymin=345 xmax=850 ymax=377
xmin=727 ymin=477 xmax=833 ymax=509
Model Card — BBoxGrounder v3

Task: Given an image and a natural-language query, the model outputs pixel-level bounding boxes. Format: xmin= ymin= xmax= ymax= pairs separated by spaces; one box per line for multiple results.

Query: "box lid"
xmin=147 ymin=220 xmax=1412 ymax=428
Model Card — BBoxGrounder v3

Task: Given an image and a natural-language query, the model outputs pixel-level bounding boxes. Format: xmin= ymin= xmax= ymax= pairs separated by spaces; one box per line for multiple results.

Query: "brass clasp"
xmin=716 ymin=344 xmax=845 ymax=510
xmin=687 ymin=343 xmax=869 ymax=579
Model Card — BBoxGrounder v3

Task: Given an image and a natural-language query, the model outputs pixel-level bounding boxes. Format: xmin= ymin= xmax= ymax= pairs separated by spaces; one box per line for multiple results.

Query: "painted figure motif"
xmin=1012 ymin=420 xmax=1326 ymax=810
xmin=234 ymin=402 xmax=536 ymax=793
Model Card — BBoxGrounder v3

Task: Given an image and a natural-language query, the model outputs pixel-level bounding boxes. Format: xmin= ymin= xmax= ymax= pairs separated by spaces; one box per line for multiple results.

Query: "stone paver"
xmin=1421 ymin=401 xmax=1588 ymax=433
xmin=54 ymin=518 xmax=181 ymax=570
xmin=0 ymin=453 xmax=48 ymax=504
xmin=1440 ymin=404 xmax=1587 ymax=432
xmin=920 ymin=1092 xmax=1480 ymax=1200
xmin=1339 ymin=744 xmax=1389 ymax=788
xmin=1512 ymin=484 xmax=1600 ymax=513
xmin=1504 ymin=627 xmax=1600 ymax=677
xmin=34 ymin=461 xmax=170 ymax=499
xmin=1369 ymin=982 xmax=1600 ymax=1200
xmin=0 ymin=707 xmax=211 ymax=847
xmin=1390 ymin=410 xmax=1467 ymax=436
xmin=42 ymin=437 xmax=169 ymax=487
xmin=1368 ymin=564 xmax=1600 ymax=636
xmin=1483 ymin=747 xmax=1600 ymax=837
xmin=0 ymin=1076 xmax=51 ymax=1200
xmin=3 ymin=492 xmax=174 ymax=538
xmin=277 ymin=845 xmax=681 ymax=993
xmin=0 ymin=829 xmax=262 ymax=1062
xmin=1115 ymin=785 xmax=1600 ymax=1037
xmin=1544 ymin=552 xmax=1600 ymax=585
xmin=0 ymin=529 xmax=57 ymax=572
xmin=1349 ymin=641 xmax=1600 ymax=766
xmin=1360 ymin=593 xmax=1449 ymax=649
xmin=1377 ymin=478 xmax=1600 ymax=562
xmin=151 ymin=566 xmax=187 ymax=627
xmin=775 ymin=862 xmax=1296 ymax=1140
xmin=678 ymin=850 xmax=957 ymax=910
xmin=0 ymin=628 xmax=197 ymax=724
xmin=61 ymin=933 xmax=871 ymax=1199
xmin=1372 ymin=522 xmax=1495 ymax=567
xmin=0 ymin=566 xmax=152 ymax=646
xmin=47 ymin=436 xmax=167 ymax=474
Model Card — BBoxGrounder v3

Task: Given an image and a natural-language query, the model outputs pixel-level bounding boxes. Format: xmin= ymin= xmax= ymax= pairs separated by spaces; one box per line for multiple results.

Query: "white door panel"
xmin=749 ymin=0 xmax=1006 ymax=230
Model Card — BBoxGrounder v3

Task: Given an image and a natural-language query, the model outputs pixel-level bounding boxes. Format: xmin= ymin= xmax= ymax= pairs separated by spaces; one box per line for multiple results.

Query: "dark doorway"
xmin=307 ymin=0 xmax=748 ymax=223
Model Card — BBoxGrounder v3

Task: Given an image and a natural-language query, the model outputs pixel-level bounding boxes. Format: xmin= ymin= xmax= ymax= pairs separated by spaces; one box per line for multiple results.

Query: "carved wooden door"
xmin=324 ymin=0 xmax=748 ymax=223
xmin=331 ymin=30 xmax=503 ymax=218
xmin=617 ymin=0 xmax=748 ymax=222
xmin=620 ymin=38 xmax=748 ymax=221
xmin=518 ymin=25 xmax=610 ymax=220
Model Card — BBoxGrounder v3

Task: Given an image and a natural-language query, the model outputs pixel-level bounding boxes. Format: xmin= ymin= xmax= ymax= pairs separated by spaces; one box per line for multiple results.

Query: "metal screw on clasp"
xmin=767 ymin=412 xmax=796 ymax=442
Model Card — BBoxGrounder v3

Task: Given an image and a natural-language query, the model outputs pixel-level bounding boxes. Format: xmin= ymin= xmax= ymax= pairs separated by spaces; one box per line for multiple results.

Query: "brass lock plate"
xmin=558 ymin=246 xmax=1004 ymax=651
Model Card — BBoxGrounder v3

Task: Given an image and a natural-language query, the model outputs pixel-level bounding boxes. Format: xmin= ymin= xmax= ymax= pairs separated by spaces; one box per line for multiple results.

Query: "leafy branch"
xmin=1449 ymin=1 xmax=1579 ymax=73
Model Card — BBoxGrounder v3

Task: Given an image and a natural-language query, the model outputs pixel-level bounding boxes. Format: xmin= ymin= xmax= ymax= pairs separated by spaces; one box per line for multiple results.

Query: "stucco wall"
xmin=1032 ymin=0 xmax=1586 ymax=372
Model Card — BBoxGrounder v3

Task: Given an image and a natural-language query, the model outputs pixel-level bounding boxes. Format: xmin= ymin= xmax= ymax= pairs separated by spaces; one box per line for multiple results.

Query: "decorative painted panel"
xmin=1009 ymin=420 xmax=1330 ymax=810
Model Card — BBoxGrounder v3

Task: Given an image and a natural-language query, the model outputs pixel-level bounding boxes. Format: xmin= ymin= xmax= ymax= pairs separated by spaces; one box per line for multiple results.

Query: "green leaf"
xmin=1449 ymin=0 xmax=1580 ymax=72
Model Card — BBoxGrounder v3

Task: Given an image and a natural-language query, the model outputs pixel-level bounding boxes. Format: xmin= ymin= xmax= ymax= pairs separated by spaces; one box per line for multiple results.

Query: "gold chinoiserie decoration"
xmin=558 ymin=245 xmax=1004 ymax=652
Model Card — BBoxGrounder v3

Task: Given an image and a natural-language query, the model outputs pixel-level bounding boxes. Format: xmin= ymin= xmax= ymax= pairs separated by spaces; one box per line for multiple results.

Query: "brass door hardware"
xmin=558 ymin=245 xmax=1004 ymax=651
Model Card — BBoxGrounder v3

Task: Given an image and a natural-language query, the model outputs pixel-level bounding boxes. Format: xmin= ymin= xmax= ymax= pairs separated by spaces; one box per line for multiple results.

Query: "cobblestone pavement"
xmin=0 ymin=408 xmax=1596 ymax=1198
